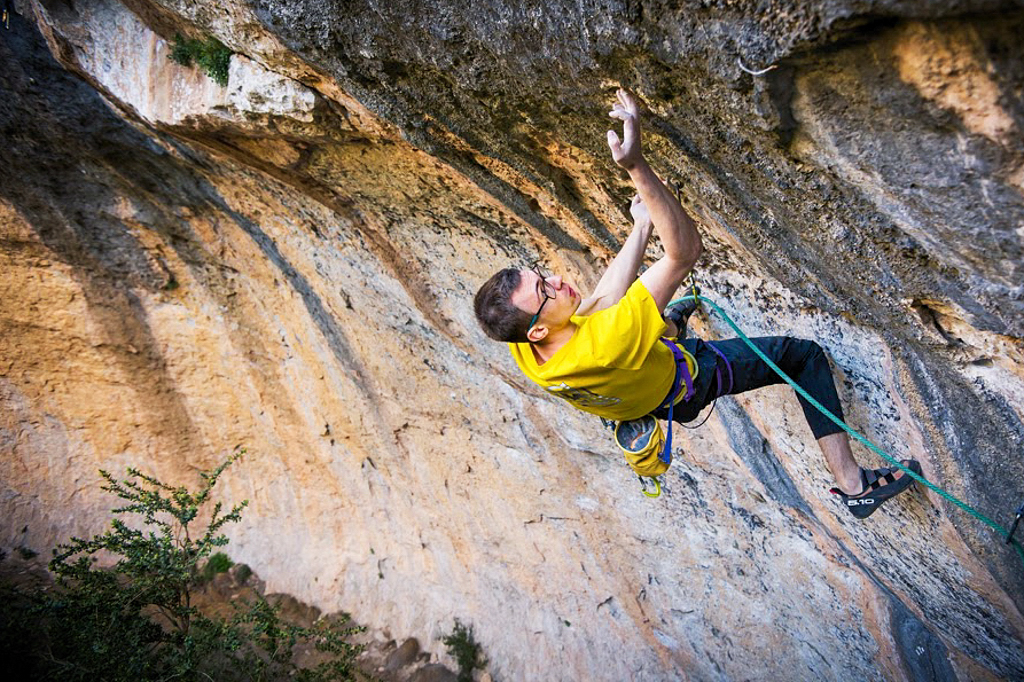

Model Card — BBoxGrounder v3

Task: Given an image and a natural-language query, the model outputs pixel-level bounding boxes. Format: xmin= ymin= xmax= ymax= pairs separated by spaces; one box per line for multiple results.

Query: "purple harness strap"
xmin=652 ymin=339 xmax=734 ymax=468
xmin=706 ymin=341 xmax=734 ymax=398
xmin=659 ymin=338 xmax=694 ymax=407
xmin=655 ymin=338 xmax=694 ymax=466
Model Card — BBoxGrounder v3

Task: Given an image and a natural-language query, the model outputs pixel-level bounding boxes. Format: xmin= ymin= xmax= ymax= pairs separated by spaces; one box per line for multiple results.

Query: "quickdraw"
xmin=1007 ymin=501 xmax=1024 ymax=545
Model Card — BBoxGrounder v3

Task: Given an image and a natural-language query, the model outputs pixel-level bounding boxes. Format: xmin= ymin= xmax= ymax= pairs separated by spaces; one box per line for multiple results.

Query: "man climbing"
xmin=473 ymin=89 xmax=920 ymax=518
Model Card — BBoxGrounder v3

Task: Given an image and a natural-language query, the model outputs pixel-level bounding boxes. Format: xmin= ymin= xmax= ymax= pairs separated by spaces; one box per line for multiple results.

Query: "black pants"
xmin=652 ymin=336 xmax=846 ymax=440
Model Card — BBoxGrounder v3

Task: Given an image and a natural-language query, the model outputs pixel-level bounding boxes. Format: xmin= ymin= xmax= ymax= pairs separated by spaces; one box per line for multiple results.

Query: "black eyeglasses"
xmin=528 ymin=262 xmax=556 ymax=331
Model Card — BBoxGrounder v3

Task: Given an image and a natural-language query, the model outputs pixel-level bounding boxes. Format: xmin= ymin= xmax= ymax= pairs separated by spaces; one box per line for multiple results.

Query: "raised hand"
xmin=629 ymin=194 xmax=651 ymax=228
xmin=607 ymin=88 xmax=643 ymax=170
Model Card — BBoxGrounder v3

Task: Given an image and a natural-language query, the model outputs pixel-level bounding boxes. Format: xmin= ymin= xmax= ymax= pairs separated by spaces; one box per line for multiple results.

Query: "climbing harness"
xmin=623 ymin=337 xmax=732 ymax=497
xmin=614 ymin=340 xmax=696 ymax=487
xmin=661 ymin=291 xmax=1024 ymax=564
xmin=615 ymin=280 xmax=711 ymax=498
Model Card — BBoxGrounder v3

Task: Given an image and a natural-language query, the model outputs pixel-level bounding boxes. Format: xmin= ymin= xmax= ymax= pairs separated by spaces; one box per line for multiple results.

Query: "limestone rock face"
xmin=2 ymin=1 xmax=1023 ymax=680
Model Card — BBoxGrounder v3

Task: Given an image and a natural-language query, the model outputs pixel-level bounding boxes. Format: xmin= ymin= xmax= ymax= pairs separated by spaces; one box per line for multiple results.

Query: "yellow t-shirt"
xmin=509 ymin=279 xmax=682 ymax=421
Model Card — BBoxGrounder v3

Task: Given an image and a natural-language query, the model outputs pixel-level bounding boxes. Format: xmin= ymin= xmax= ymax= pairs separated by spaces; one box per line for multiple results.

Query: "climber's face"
xmin=511 ymin=264 xmax=580 ymax=343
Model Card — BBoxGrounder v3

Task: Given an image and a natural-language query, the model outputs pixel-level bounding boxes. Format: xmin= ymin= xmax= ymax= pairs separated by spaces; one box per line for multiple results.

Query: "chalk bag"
xmin=615 ymin=415 xmax=670 ymax=477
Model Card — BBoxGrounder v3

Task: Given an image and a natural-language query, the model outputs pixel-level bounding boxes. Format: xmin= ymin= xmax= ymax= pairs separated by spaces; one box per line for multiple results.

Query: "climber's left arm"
xmin=575 ymin=196 xmax=653 ymax=316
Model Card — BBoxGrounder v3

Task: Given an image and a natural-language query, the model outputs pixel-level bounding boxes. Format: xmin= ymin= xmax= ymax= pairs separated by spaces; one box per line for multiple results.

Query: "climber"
xmin=473 ymin=89 xmax=920 ymax=518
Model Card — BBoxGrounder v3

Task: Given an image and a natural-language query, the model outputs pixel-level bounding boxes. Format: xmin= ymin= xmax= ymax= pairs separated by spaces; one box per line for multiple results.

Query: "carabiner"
xmin=639 ymin=475 xmax=662 ymax=499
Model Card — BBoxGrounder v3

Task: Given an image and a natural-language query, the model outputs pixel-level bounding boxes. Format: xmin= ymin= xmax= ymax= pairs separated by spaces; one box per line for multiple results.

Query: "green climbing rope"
xmin=671 ymin=292 xmax=1024 ymax=566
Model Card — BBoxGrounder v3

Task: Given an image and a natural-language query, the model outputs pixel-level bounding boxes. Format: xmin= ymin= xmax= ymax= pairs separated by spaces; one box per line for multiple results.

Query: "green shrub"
xmin=7 ymin=450 xmax=365 ymax=681
xmin=168 ymin=33 xmax=232 ymax=86
xmin=202 ymin=551 xmax=234 ymax=582
xmin=442 ymin=620 xmax=486 ymax=682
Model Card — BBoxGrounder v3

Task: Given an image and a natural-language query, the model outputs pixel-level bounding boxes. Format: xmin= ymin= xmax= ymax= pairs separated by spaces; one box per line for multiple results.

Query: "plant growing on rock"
xmin=442 ymin=620 xmax=486 ymax=682
xmin=22 ymin=450 xmax=365 ymax=681
xmin=202 ymin=550 xmax=235 ymax=582
xmin=168 ymin=32 xmax=232 ymax=86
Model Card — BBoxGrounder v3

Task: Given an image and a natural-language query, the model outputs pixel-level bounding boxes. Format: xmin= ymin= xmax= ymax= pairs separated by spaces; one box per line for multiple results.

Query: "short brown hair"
xmin=474 ymin=268 xmax=534 ymax=343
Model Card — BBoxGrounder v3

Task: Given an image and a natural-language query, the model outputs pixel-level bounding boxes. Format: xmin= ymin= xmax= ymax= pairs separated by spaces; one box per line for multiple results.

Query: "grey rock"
xmin=385 ymin=637 xmax=421 ymax=672
xmin=2 ymin=1 xmax=1024 ymax=680
xmin=408 ymin=663 xmax=459 ymax=682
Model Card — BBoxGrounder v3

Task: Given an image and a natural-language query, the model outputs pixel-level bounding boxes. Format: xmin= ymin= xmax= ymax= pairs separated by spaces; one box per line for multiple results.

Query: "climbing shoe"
xmin=830 ymin=460 xmax=922 ymax=519
xmin=664 ymin=286 xmax=701 ymax=337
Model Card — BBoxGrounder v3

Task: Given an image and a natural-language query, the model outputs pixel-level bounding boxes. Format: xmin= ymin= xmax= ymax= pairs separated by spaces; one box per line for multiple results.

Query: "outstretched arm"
xmin=576 ymin=195 xmax=654 ymax=316
xmin=607 ymin=89 xmax=702 ymax=310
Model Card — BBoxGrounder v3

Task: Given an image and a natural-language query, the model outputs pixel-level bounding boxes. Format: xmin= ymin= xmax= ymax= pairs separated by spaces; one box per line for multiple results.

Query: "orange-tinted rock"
xmin=2 ymin=1 xmax=1023 ymax=680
